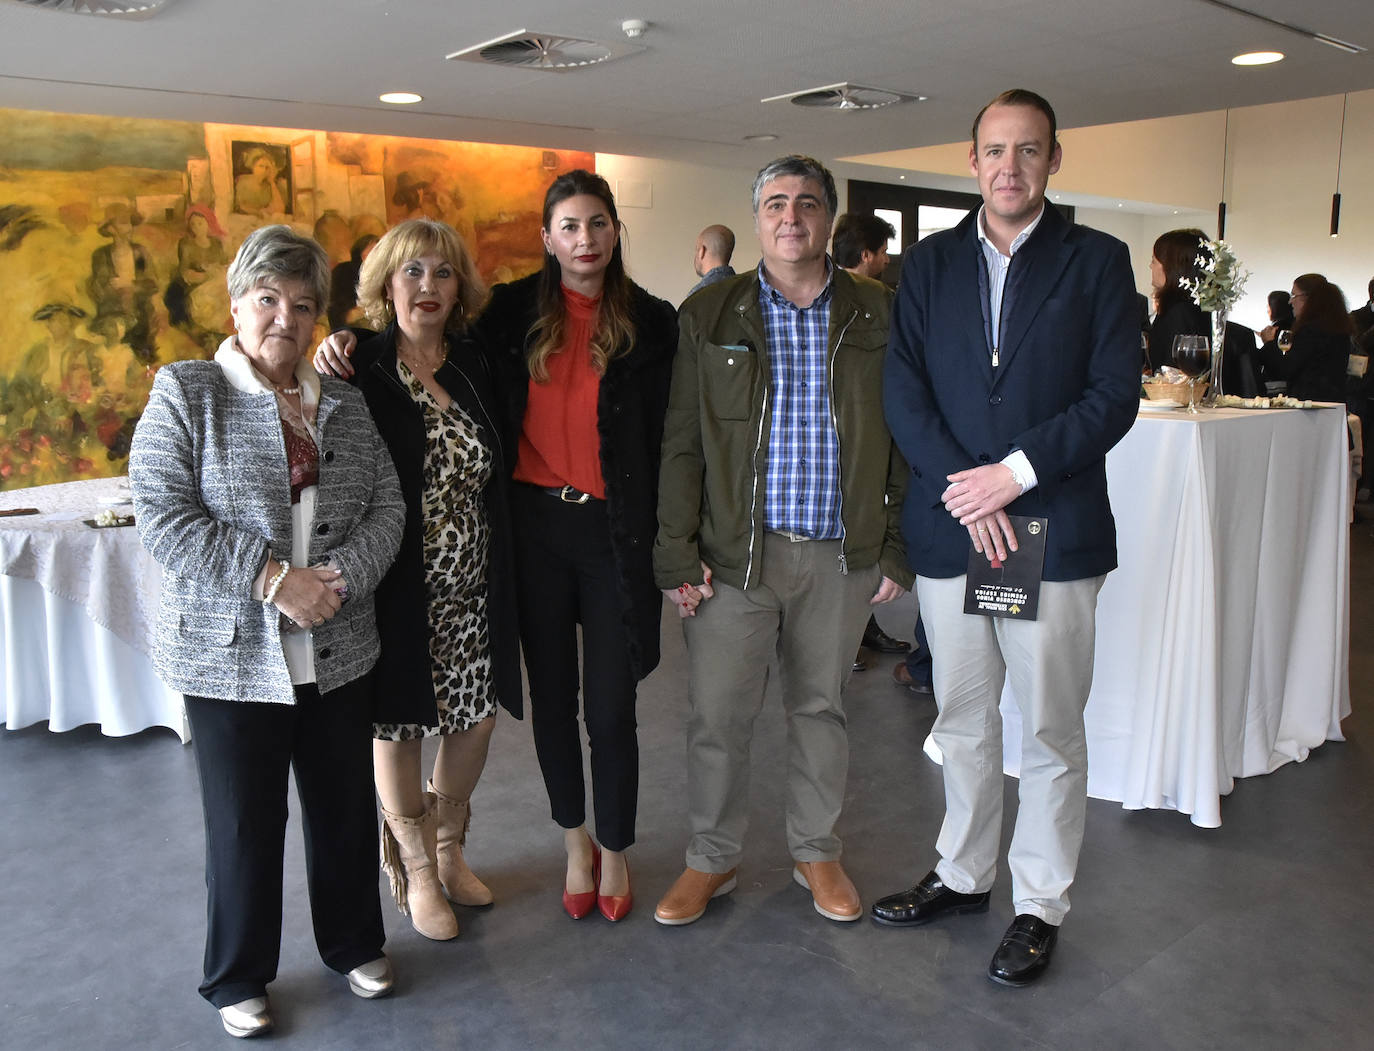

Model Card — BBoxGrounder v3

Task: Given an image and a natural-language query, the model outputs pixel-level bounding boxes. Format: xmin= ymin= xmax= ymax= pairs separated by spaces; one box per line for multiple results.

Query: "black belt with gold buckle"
xmin=543 ymin=484 xmax=594 ymax=504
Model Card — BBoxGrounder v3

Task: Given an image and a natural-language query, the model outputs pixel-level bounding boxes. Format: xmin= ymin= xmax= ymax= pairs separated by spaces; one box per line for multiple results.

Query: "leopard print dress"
xmin=373 ymin=362 xmax=495 ymax=740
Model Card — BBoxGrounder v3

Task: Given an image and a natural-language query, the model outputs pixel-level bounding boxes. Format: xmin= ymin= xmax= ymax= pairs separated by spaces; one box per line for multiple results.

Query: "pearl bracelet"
xmin=263 ymin=561 xmax=291 ymax=605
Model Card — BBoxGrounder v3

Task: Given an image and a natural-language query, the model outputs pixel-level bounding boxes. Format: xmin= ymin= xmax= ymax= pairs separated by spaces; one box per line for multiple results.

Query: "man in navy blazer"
xmin=871 ymin=89 xmax=1139 ymax=987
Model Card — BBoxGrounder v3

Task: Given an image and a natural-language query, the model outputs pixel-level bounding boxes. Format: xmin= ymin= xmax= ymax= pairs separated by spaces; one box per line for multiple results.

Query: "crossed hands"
xmin=273 ymin=565 xmax=346 ymax=629
xmin=943 ymin=463 xmax=1021 ymax=564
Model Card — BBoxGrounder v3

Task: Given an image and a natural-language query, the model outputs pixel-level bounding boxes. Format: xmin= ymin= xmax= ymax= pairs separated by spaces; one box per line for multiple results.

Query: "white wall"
xmin=594 ymin=154 xmax=762 ymax=306
xmin=847 ymin=90 xmax=1374 ymax=331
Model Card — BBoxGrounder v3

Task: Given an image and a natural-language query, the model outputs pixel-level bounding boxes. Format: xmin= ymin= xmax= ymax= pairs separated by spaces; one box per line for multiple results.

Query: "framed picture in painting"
xmin=231 ymin=140 xmax=293 ymax=218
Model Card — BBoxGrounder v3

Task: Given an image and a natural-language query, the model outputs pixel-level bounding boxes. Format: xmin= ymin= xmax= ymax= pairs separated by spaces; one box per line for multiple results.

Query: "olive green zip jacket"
xmin=654 ymin=267 xmax=913 ymax=593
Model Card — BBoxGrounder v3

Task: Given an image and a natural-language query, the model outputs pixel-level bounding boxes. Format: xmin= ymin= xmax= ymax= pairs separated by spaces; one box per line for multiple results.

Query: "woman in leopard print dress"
xmin=316 ymin=219 xmax=522 ymax=941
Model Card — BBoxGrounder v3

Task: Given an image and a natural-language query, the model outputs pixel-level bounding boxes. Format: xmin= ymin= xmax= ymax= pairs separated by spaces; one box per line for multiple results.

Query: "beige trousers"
xmin=917 ymin=572 xmax=1104 ymax=924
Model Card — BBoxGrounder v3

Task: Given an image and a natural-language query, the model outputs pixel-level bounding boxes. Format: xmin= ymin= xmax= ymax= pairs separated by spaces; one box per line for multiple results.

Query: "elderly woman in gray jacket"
xmin=129 ymin=225 xmax=404 ymax=1040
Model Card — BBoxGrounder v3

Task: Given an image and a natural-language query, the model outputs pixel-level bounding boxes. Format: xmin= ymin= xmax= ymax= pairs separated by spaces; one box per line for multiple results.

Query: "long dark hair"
xmin=1267 ymin=290 xmax=1294 ymax=329
xmin=1152 ymin=228 xmax=1207 ymax=317
xmin=1292 ymin=273 xmax=1354 ymax=338
xmin=527 ymin=169 xmax=635 ymax=383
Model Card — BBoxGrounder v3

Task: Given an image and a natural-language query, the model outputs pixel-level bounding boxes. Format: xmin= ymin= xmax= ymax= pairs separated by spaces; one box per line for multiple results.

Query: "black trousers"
xmin=511 ymin=484 xmax=639 ymax=851
xmin=184 ymin=677 xmax=384 ymax=1008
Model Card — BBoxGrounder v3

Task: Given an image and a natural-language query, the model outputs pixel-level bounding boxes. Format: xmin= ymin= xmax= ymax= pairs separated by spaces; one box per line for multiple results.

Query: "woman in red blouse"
xmin=478 ymin=171 xmax=677 ymax=923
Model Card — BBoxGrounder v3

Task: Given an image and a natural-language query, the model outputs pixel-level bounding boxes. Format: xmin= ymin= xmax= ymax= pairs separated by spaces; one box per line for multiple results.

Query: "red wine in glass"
xmin=1172 ymin=335 xmax=1210 ymax=413
xmin=1172 ymin=335 xmax=1210 ymax=377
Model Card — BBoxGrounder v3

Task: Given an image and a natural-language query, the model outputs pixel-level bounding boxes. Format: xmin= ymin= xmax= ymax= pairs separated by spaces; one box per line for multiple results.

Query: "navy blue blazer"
xmin=883 ymin=206 xmax=1140 ymax=581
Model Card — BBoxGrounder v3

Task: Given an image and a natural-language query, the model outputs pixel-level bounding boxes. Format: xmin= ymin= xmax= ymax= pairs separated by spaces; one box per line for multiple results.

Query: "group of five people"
xmin=130 ymin=86 xmax=1142 ymax=1038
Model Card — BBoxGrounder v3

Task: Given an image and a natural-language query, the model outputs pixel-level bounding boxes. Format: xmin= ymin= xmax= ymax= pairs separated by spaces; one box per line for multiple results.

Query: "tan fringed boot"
xmin=379 ymin=794 xmax=459 ymax=941
xmin=428 ymin=780 xmax=494 ymax=906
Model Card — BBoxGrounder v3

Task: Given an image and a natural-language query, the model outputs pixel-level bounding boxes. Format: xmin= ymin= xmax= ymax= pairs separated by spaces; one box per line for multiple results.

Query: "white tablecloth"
xmin=0 ymin=477 xmax=186 ymax=740
xmin=996 ymin=405 xmax=1350 ymax=827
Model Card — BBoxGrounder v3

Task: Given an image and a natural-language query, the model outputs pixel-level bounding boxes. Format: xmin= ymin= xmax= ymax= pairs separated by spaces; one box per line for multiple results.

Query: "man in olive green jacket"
xmin=653 ymin=155 xmax=913 ymax=928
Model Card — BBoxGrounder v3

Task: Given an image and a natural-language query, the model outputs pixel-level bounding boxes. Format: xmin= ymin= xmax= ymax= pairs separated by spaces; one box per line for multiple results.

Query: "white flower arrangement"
xmin=1178 ymin=238 xmax=1250 ymax=313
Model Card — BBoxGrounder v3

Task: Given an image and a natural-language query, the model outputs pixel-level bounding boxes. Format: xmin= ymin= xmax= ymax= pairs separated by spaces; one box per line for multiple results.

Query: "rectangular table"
xmin=995 ymin=404 xmax=1350 ymax=826
xmin=0 ymin=476 xmax=186 ymax=740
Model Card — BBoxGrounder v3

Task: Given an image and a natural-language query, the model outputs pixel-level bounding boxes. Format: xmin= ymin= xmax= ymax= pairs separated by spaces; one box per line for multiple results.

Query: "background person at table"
xmin=1259 ymin=289 xmax=1296 ymax=345
xmin=314 ymin=219 xmax=524 ymax=942
xmin=874 ymin=89 xmax=1139 ymax=987
xmin=1146 ymin=228 xmax=1259 ymax=396
xmin=128 ymin=225 xmax=405 ymax=1039
xmin=1145 ymin=227 xmax=1211 ymax=377
xmin=652 ymin=155 xmax=911 ymax=928
xmin=1351 ymin=278 xmax=1374 ymax=339
xmin=1261 ymin=273 xmax=1354 ymax=403
xmin=475 ymin=170 xmax=677 ymax=923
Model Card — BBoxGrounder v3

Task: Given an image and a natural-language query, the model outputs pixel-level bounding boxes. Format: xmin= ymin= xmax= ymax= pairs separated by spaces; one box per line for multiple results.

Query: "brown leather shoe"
xmin=653 ymin=866 xmax=738 ymax=926
xmin=891 ymin=661 xmax=934 ymax=695
xmin=793 ymin=860 xmax=862 ymax=922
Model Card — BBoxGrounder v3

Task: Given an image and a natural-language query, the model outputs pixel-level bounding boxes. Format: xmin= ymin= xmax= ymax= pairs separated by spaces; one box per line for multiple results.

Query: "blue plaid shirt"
xmin=757 ymin=262 xmax=842 ymax=539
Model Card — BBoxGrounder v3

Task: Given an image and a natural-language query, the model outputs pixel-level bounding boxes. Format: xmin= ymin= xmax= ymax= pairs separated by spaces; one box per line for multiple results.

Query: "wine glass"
xmin=1277 ymin=330 xmax=1293 ymax=353
xmin=1172 ymin=334 xmax=1211 ymax=414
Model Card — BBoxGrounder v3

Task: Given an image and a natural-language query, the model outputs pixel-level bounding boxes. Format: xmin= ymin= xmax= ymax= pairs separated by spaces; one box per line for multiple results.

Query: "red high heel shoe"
xmin=562 ymin=841 xmax=601 ymax=920
xmin=598 ymin=859 xmax=633 ymax=922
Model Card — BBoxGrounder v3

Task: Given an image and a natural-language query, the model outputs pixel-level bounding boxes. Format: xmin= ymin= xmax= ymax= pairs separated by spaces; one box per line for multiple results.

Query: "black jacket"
xmin=475 ymin=273 xmax=678 ymax=681
xmin=1149 ymin=299 xmax=1260 ymax=397
xmin=1259 ymin=325 xmax=1351 ymax=403
xmin=351 ymin=322 xmax=523 ymax=724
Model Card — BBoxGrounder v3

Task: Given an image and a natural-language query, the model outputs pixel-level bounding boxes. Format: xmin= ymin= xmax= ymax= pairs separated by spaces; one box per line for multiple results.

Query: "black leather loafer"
xmin=988 ymin=914 xmax=1058 ymax=986
xmin=862 ymin=617 xmax=911 ymax=654
xmin=870 ymin=871 xmax=990 ymax=926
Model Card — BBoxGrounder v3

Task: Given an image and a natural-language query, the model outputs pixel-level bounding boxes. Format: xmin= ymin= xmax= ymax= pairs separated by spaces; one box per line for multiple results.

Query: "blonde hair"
xmin=356 ymin=218 xmax=487 ymax=333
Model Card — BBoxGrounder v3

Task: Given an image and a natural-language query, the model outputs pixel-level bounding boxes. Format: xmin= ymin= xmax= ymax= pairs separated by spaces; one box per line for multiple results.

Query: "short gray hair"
xmin=226 ymin=225 xmax=330 ymax=313
xmin=750 ymin=155 xmax=838 ymax=219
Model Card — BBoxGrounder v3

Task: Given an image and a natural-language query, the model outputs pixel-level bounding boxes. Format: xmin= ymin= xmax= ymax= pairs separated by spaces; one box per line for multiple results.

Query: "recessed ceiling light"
xmin=743 ymin=133 xmax=779 ymax=142
xmin=898 ymin=174 xmax=906 ymax=180
xmin=1232 ymin=50 xmax=1284 ymax=66
xmin=379 ymin=92 xmax=423 ymax=104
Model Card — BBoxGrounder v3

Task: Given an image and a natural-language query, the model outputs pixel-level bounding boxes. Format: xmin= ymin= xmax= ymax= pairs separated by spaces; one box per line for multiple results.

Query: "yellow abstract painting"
xmin=0 ymin=107 xmax=592 ymax=488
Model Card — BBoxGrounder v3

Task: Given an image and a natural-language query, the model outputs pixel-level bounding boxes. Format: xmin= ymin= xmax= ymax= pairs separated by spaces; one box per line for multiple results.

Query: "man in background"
xmin=832 ymin=212 xmax=925 ymax=680
xmin=831 ymin=212 xmax=893 ymax=281
xmin=1352 ymin=278 xmax=1374 ymax=338
xmin=685 ymin=224 xmax=736 ymax=298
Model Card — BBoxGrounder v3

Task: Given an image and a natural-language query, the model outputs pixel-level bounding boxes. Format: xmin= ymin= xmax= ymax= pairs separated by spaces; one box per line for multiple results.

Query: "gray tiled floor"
xmin=4 ymin=527 xmax=1372 ymax=1049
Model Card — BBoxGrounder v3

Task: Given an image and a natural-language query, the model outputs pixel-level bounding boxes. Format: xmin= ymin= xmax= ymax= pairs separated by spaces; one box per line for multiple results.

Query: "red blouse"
xmin=513 ymin=286 xmax=606 ymax=499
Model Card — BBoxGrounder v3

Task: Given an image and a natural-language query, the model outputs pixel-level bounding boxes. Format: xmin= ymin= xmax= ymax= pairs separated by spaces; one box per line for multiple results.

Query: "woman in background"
xmin=1146 ymin=227 xmax=1259 ymax=396
xmin=1261 ymin=273 xmax=1353 ymax=402
xmin=1146 ymin=228 xmax=1208 ymax=374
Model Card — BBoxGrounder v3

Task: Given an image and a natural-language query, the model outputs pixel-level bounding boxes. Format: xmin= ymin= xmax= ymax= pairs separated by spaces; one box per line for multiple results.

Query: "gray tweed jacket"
xmin=129 ymin=360 xmax=404 ymax=704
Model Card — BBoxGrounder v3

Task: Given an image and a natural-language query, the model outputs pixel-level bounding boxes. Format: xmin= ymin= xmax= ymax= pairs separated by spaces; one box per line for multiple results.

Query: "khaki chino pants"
xmin=917 ymin=572 xmax=1104 ymax=925
xmin=682 ymin=533 xmax=879 ymax=872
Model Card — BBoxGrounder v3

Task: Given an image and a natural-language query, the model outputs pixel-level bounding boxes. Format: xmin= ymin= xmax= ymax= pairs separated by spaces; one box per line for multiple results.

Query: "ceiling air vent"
xmin=446 ymin=28 xmax=642 ymax=72
xmin=761 ymin=83 xmax=927 ymax=111
xmin=3 ymin=0 xmax=178 ymax=16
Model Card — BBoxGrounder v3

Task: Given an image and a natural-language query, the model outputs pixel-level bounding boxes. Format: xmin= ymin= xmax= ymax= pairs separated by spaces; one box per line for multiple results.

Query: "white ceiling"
xmin=0 ymin=0 xmax=1372 ymax=169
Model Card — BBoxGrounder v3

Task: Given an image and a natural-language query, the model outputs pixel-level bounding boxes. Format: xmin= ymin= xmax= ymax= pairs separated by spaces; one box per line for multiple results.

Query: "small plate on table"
xmin=1138 ymin=399 xmax=1185 ymax=413
xmin=83 ymin=514 xmax=136 ymax=529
